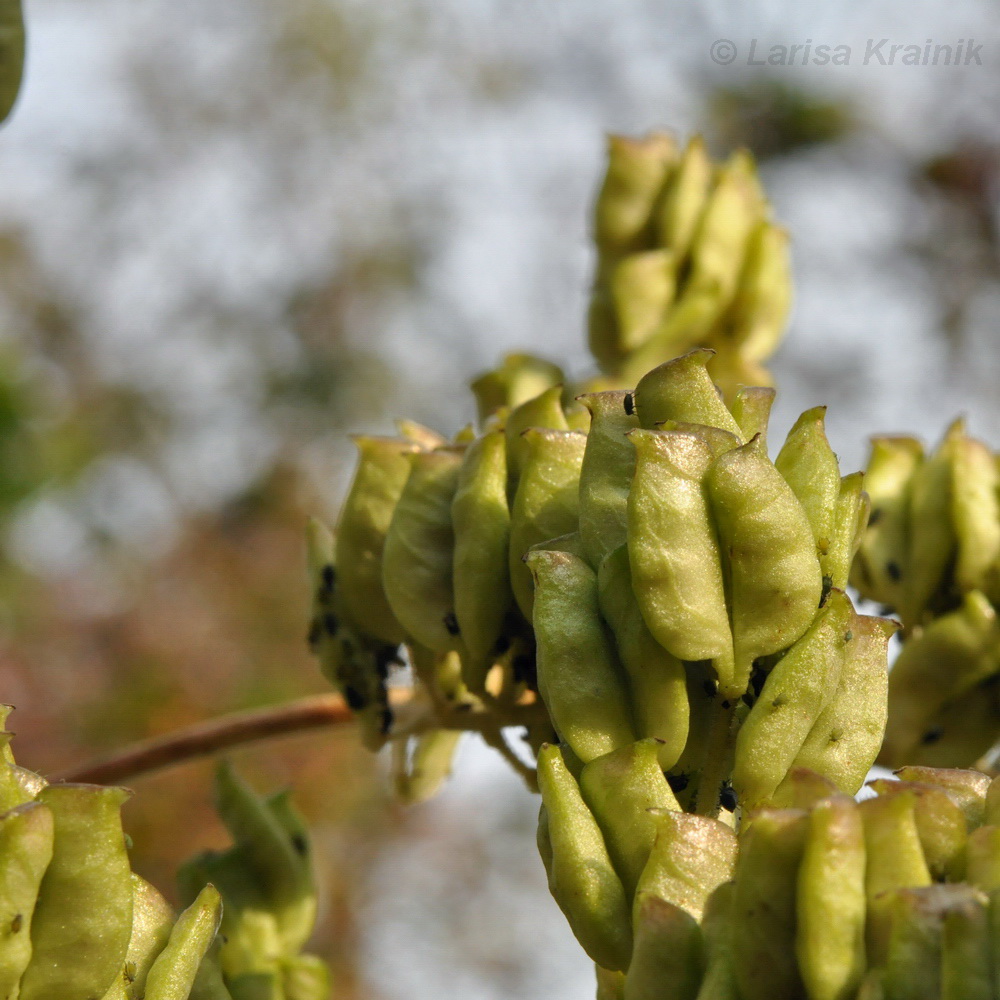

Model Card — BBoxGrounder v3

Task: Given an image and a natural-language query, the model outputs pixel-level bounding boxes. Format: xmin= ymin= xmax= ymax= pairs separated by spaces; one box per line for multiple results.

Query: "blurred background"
xmin=2 ymin=1 xmax=1000 ymax=996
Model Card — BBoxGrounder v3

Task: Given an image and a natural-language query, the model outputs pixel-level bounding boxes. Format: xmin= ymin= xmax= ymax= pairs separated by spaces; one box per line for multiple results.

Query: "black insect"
xmin=443 ymin=612 xmax=461 ymax=636
xmin=886 ymin=561 xmax=902 ymax=582
xmin=343 ymin=686 xmax=365 ymax=711
xmin=624 ymin=392 xmax=635 ymax=416
xmin=666 ymin=772 xmax=689 ymax=793
xmin=719 ymin=781 xmax=738 ymax=812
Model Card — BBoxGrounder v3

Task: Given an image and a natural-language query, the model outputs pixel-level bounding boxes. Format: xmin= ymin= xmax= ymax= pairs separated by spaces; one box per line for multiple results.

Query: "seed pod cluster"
xmin=852 ymin=421 xmax=1000 ymax=768
xmin=313 ymin=348 xmax=892 ymax=816
xmin=178 ymin=762 xmax=330 ymax=1000
xmin=587 ymin=132 xmax=792 ymax=399
xmin=0 ymin=707 xmax=226 ymax=1000
xmin=544 ymin=758 xmax=1000 ymax=1000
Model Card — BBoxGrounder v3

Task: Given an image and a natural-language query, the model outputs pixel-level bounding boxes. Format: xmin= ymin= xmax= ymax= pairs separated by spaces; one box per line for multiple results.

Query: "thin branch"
xmin=56 ymin=690 xmax=410 ymax=786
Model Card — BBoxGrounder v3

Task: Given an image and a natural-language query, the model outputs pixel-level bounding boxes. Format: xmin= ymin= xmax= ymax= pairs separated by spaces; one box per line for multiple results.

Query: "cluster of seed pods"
xmin=852 ymin=422 xmax=1000 ymax=768
xmin=0 ymin=708 xmax=325 ymax=1000
xmin=552 ymin=761 xmax=1000 ymax=1000
xmin=587 ymin=132 xmax=792 ymax=397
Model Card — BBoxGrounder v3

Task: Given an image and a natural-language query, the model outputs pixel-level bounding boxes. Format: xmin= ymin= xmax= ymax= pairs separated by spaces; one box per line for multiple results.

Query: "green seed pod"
xmin=825 ymin=472 xmax=868 ymax=591
xmin=120 ymin=874 xmax=177 ymax=999
xmin=719 ymin=221 xmax=792 ymax=367
xmin=879 ymin=592 xmax=998 ymax=768
xmin=596 ymin=964 xmax=627 ymax=1000
xmin=536 ymin=744 xmax=633 ymax=972
xmin=611 ymin=250 xmax=677 ymax=352
xmin=595 ymin=132 xmax=677 ymax=262
xmin=578 ymin=739 xmax=681 ymax=899
xmin=656 ymin=135 xmax=712 ymax=260
xmin=451 ymin=429 xmax=513 ymax=688
xmin=597 ymin=546 xmax=690 ymax=770
xmin=0 ymin=802 xmax=53 ymax=997
xmin=903 ymin=423 xmax=960 ymax=628
xmin=860 ymin=791 xmax=932 ymax=965
xmin=769 ymin=768 xmax=840 ymax=811
xmin=577 ymin=391 xmax=637 ymax=570
xmin=509 ymin=429 xmax=587 ymax=619
xmin=707 ymin=434 xmax=824 ymax=697
xmin=795 ymin=794 xmax=866 ymax=1000
xmin=382 ymin=447 xmax=465 ymax=653
xmin=776 ymin=610 xmax=896 ymax=798
xmin=527 ymin=549 xmax=635 ymax=762
xmin=624 ymin=894 xmax=703 ymax=1000
xmin=632 ymin=351 xmax=743 ymax=439
xmin=965 ymin=825 xmax=1000 ymax=892
xmin=851 ymin=437 xmax=923 ymax=611
xmin=505 ymin=385 xmax=570 ymax=486
xmin=774 ymin=406 xmax=841 ymax=565
xmin=395 ymin=729 xmax=463 ymax=805
xmin=0 ymin=732 xmax=34 ymax=813
xmin=867 ymin=780 xmax=967 ymax=883
xmin=730 ymin=808 xmax=808 ymax=1000
xmin=732 ymin=591 xmax=851 ymax=809
xmin=894 ymin=767 xmax=990 ymax=829
xmin=951 ymin=431 xmax=1000 ymax=593
xmin=471 ymin=353 xmax=564 ymax=423
xmin=627 ymin=427 xmax=734 ymax=682
xmin=727 ymin=385 xmax=774 ymax=448
xmin=0 ymin=0 xmax=24 ymax=125
xmin=188 ymin=940 xmax=234 ymax=1000
xmin=19 ymin=784 xmax=134 ymax=1000
xmin=941 ymin=887 xmax=992 ymax=1000
xmin=282 ymin=955 xmax=332 ymax=1000
xmin=336 ymin=435 xmax=421 ymax=645
xmin=143 ymin=886 xmax=223 ymax=1000
xmin=634 ymin=811 xmax=738 ymax=922
xmin=395 ymin=418 xmax=446 ymax=450
xmin=693 ymin=883 xmax=740 ymax=1000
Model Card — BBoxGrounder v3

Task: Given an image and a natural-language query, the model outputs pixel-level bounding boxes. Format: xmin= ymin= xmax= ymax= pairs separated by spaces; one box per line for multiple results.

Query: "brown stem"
xmin=56 ymin=690 xmax=412 ymax=786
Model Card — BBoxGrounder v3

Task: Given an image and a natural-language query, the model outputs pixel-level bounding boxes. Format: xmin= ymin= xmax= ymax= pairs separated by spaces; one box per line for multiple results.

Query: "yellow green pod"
xmin=471 ymin=353 xmax=564 ymax=423
xmin=880 ymin=591 xmax=996 ymax=767
xmin=951 ymin=431 xmax=1000 ymax=593
xmin=382 ymin=447 xmax=465 ymax=653
xmin=527 ymin=549 xmax=635 ymax=763
xmin=144 ymin=885 xmax=223 ymax=1000
xmin=0 ymin=802 xmax=53 ymax=997
xmin=451 ymin=430 xmax=512 ymax=687
xmin=611 ymin=249 xmax=677 ymax=352
xmin=966 ymin=826 xmax=1000 ymax=892
xmin=624 ymin=894 xmax=703 ymax=1000
xmin=509 ymin=429 xmax=586 ymax=619
xmin=868 ymin=780 xmax=967 ymax=883
xmin=851 ymin=436 xmax=923 ymax=610
xmin=730 ymin=808 xmax=809 ymax=1000
xmin=727 ymin=385 xmax=775 ymax=448
xmin=941 ymin=887 xmax=992 ymax=1000
xmin=825 ymin=472 xmax=868 ymax=590
xmin=577 ymin=391 xmax=638 ymax=569
xmin=20 ymin=784 xmax=134 ymax=1000
xmin=0 ymin=0 xmax=24 ymax=125
xmin=859 ymin=791 xmax=931 ymax=965
xmin=694 ymin=883 xmax=740 ymax=1000
xmin=768 ymin=768 xmax=840 ymax=811
xmin=578 ymin=739 xmax=681 ymax=899
xmin=903 ymin=423 xmax=960 ymax=627
xmin=283 ymin=954 xmax=332 ymax=1000
xmin=597 ymin=965 xmax=627 ymax=1000
xmin=336 ymin=435 xmax=421 ymax=645
xmin=707 ymin=434 xmax=824 ymax=696
xmin=536 ymin=744 xmax=633 ymax=972
xmin=597 ymin=545 xmax=690 ymax=770
xmin=732 ymin=591 xmax=850 ymax=809
xmin=723 ymin=220 xmax=792 ymax=365
xmin=894 ymin=767 xmax=990 ymax=829
xmin=778 ymin=609 xmax=896 ymax=798
xmin=795 ymin=795 xmax=867 ymax=1000
xmin=634 ymin=811 xmax=738 ymax=922
xmin=595 ymin=132 xmax=677 ymax=260
xmin=0 ymin=732 xmax=34 ymax=813
xmin=504 ymin=385 xmax=570 ymax=488
xmin=395 ymin=729 xmax=463 ymax=805
xmin=684 ymin=150 xmax=763 ymax=306
xmin=627 ymin=428 xmax=734 ymax=675
xmin=632 ymin=350 xmax=743 ymax=438
xmin=395 ymin=419 xmax=445 ymax=450
xmin=656 ymin=135 xmax=713 ymax=260
xmin=774 ymin=406 xmax=841 ymax=565
xmin=121 ymin=874 xmax=177 ymax=999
